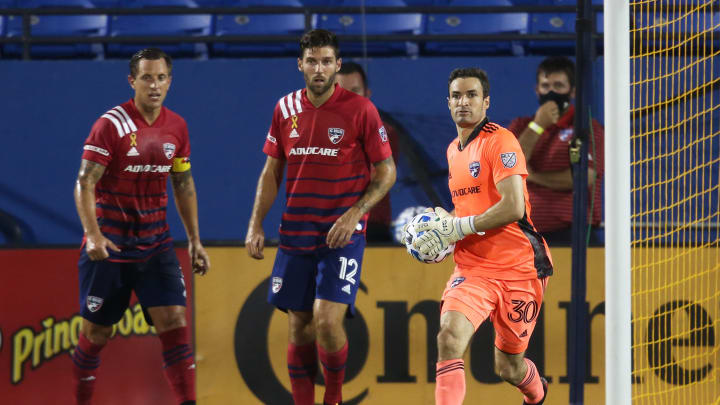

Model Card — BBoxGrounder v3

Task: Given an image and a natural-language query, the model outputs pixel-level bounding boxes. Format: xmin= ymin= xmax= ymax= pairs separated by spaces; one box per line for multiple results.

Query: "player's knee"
xmin=314 ymin=314 xmax=341 ymax=338
xmin=494 ymin=356 xmax=524 ymax=384
xmin=436 ymin=327 xmax=465 ymax=358
xmin=82 ymin=324 xmax=113 ymax=346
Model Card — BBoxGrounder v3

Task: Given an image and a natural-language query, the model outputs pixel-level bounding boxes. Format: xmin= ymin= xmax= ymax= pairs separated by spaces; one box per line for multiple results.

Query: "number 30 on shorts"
xmin=507 ymin=299 xmax=539 ymax=323
xmin=338 ymin=257 xmax=358 ymax=285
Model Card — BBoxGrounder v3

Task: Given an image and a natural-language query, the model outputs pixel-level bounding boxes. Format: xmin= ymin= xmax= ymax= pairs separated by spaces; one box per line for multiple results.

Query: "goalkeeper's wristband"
xmin=528 ymin=121 xmax=545 ymax=135
xmin=453 ymin=216 xmax=477 ymax=239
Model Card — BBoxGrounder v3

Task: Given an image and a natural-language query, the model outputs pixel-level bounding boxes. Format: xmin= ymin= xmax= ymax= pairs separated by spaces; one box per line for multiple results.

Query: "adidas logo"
xmin=519 ymin=330 xmax=528 ymax=338
xmin=80 ymin=376 xmax=96 ymax=381
xmin=126 ymin=146 xmax=139 ymax=156
xmin=341 ymin=284 xmax=351 ymax=295
xmin=289 ymin=128 xmax=299 ymax=138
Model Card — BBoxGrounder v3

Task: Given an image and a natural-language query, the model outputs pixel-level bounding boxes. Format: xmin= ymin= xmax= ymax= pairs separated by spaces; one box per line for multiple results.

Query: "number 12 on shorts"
xmin=338 ymin=256 xmax=358 ymax=285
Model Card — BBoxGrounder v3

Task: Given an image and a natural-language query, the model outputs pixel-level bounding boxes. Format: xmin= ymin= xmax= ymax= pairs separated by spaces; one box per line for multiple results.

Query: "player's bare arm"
xmin=171 ymin=169 xmax=210 ymax=275
xmin=471 ymin=174 xmax=526 ymax=232
xmin=326 ymin=156 xmax=397 ymax=249
xmin=246 ymin=155 xmax=286 ymax=259
xmin=74 ymin=159 xmax=121 ymax=261
xmin=528 ymin=166 xmax=597 ymax=191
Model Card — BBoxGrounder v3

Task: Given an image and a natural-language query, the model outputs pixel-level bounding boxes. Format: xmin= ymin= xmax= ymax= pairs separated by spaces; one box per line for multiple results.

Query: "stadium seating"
xmin=213 ymin=0 xmax=310 ymax=56
xmin=106 ymin=0 xmax=211 ymax=58
xmin=316 ymin=0 xmax=424 ymax=56
xmin=426 ymin=0 xmax=528 ymax=56
xmin=3 ymin=0 xmax=107 ymax=59
xmin=527 ymin=11 xmax=574 ymax=54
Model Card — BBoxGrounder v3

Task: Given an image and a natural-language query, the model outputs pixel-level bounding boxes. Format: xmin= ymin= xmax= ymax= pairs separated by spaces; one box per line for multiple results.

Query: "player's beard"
xmin=305 ymin=71 xmax=337 ymax=97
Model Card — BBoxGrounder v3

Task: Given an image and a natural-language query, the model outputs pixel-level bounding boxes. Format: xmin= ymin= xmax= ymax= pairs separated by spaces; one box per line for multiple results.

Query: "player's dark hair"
xmin=129 ymin=48 xmax=173 ymax=78
xmin=448 ymin=67 xmax=490 ymax=98
xmin=299 ymin=29 xmax=340 ymax=59
xmin=537 ymin=56 xmax=575 ymax=88
xmin=338 ymin=61 xmax=368 ymax=89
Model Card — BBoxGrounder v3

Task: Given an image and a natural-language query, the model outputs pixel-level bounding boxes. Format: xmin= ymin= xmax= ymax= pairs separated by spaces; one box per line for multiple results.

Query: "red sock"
xmin=317 ymin=341 xmax=347 ymax=404
xmin=435 ymin=359 xmax=465 ymax=405
xmin=158 ymin=327 xmax=196 ymax=404
xmin=517 ymin=358 xmax=544 ymax=404
xmin=287 ymin=342 xmax=318 ymax=405
xmin=72 ymin=333 xmax=105 ymax=405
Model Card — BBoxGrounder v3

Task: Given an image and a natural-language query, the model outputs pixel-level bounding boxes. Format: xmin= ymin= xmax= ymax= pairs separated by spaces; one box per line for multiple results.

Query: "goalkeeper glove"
xmin=413 ymin=207 xmax=484 ymax=257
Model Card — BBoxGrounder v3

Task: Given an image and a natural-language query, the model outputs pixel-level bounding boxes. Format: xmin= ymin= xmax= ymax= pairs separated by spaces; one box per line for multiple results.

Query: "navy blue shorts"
xmin=78 ymin=248 xmax=187 ymax=326
xmin=268 ymin=234 xmax=365 ymax=315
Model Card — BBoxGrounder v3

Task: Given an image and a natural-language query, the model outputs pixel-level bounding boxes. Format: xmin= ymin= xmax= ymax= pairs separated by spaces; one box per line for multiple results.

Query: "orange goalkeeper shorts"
xmin=440 ymin=267 xmax=549 ymax=354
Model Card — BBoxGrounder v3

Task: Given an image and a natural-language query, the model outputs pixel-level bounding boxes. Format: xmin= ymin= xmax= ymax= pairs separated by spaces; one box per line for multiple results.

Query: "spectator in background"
xmin=336 ymin=61 xmax=400 ymax=242
xmin=507 ymin=56 xmax=604 ymax=245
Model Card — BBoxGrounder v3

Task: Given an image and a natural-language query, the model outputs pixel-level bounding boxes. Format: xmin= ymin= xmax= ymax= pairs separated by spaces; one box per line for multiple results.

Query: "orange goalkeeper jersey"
xmin=447 ymin=119 xmax=553 ymax=280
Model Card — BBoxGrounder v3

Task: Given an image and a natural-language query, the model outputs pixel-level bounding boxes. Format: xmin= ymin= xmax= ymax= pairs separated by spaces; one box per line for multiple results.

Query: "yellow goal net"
xmin=629 ymin=1 xmax=720 ymax=403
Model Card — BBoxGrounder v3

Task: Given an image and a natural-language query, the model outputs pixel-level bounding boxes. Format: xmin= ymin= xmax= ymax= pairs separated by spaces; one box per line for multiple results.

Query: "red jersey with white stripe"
xmin=81 ymin=99 xmax=191 ymax=262
xmin=263 ymin=84 xmax=392 ymax=253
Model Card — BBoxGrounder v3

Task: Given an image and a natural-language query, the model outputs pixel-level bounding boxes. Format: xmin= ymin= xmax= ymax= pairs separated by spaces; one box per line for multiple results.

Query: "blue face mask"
xmin=538 ymin=91 xmax=571 ymax=111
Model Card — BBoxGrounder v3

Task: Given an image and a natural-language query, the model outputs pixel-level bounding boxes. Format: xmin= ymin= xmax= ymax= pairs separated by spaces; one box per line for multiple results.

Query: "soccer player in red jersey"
xmin=413 ymin=68 xmax=552 ymax=405
xmin=245 ymin=30 xmax=396 ymax=405
xmin=72 ymin=48 xmax=209 ymax=405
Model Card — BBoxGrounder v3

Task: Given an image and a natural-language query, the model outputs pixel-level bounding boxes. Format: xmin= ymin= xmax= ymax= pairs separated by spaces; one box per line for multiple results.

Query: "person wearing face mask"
xmin=507 ymin=56 xmax=605 ymax=245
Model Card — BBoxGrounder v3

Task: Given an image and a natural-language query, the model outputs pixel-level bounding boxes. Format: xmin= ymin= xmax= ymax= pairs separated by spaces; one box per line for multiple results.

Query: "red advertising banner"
xmin=0 ymin=248 xmax=193 ymax=405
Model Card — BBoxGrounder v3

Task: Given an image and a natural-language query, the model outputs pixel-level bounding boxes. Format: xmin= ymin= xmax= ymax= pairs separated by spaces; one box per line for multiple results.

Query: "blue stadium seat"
xmin=3 ymin=0 xmax=107 ymax=59
xmin=404 ymin=0 xmax=449 ymax=4
xmin=316 ymin=0 xmax=424 ymax=56
xmin=299 ymin=0 xmax=334 ymax=5
xmin=212 ymin=0 xmax=309 ymax=56
xmin=426 ymin=0 xmax=527 ymax=56
xmin=89 ymin=0 xmax=120 ymax=6
xmin=107 ymin=0 xmax=211 ymax=58
xmin=527 ymin=11 xmax=574 ymax=54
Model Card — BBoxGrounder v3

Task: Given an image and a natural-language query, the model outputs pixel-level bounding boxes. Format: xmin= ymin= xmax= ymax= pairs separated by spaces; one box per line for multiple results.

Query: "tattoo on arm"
xmin=171 ymin=170 xmax=196 ymax=197
xmin=354 ymin=157 xmax=396 ymax=214
xmin=77 ymin=160 xmax=106 ymax=187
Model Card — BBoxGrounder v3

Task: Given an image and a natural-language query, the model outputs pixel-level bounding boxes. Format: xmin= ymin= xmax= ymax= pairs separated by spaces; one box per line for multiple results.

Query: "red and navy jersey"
xmin=81 ymin=99 xmax=191 ymax=262
xmin=263 ymin=84 xmax=392 ymax=253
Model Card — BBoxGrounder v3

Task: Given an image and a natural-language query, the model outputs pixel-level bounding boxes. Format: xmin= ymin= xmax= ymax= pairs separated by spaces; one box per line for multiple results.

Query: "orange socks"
xmin=517 ymin=358 xmax=544 ymax=404
xmin=435 ymin=359 xmax=465 ymax=405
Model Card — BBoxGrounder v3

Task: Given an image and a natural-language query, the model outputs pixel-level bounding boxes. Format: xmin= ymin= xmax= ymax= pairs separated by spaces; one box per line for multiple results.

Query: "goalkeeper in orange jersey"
xmin=413 ymin=67 xmax=553 ymax=405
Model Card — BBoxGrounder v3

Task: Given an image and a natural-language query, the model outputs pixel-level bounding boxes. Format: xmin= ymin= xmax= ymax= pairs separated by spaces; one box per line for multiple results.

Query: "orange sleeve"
xmin=486 ymin=128 xmax=528 ymax=185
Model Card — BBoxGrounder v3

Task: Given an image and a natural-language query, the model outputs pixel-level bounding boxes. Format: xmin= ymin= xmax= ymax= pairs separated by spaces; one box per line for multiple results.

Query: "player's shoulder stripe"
xmin=484 ymin=122 xmax=500 ymax=133
xmin=277 ymin=89 xmax=303 ymax=119
xmin=114 ymin=106 xmax=138 ymax=132
xmin=101 ymin=105 xmax=137 ymax=138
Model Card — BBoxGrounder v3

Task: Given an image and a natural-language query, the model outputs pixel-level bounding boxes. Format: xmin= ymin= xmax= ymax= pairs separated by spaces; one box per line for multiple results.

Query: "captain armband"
xmin=172 ymin=157 xmax=191 ymax=172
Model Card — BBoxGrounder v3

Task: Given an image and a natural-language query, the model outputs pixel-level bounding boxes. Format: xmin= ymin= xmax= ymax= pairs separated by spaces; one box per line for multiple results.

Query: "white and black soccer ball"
xmin=392 ymin=205 xmax=429 ymax=244
xmin=402 ymin=211 xmax=455 ymax=264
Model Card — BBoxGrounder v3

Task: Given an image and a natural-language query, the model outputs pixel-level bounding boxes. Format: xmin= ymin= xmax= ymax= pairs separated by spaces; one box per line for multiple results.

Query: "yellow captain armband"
xmin=528 ymin=121 xmax=545 ymax=135
xmin=172 ymin=157 xmax=191 ymax=172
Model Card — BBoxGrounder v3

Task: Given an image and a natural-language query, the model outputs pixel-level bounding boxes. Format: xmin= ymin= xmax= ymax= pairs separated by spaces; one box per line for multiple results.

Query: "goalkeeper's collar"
xmin=458 ymin=117 xmax=489 ymax=151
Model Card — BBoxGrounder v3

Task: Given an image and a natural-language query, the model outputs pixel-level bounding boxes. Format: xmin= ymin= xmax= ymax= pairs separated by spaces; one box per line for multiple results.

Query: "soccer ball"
xmin=402 ymin=211 xmax=455 ymax=264
xmin=392 ymin=205 xmax=429 ymax=244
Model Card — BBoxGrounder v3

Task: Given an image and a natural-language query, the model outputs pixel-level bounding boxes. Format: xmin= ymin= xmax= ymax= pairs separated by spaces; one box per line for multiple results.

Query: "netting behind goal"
xmin=630 ymin=1 xmax=720 ymax=403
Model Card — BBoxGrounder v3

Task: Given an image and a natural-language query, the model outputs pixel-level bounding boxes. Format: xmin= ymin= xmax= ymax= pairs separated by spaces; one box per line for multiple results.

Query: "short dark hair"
xmin=338 ymin=61 xmax=368 ymax=89
xmin=537 ymin=56 xmax=575 ymax=88
xmin=299 ymin=29 xmax=340 ymax=59
xmin=448 ymin=67 xmax=490 ymax=98
xmin=129 ymin=48 xmax=172 ymax=78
